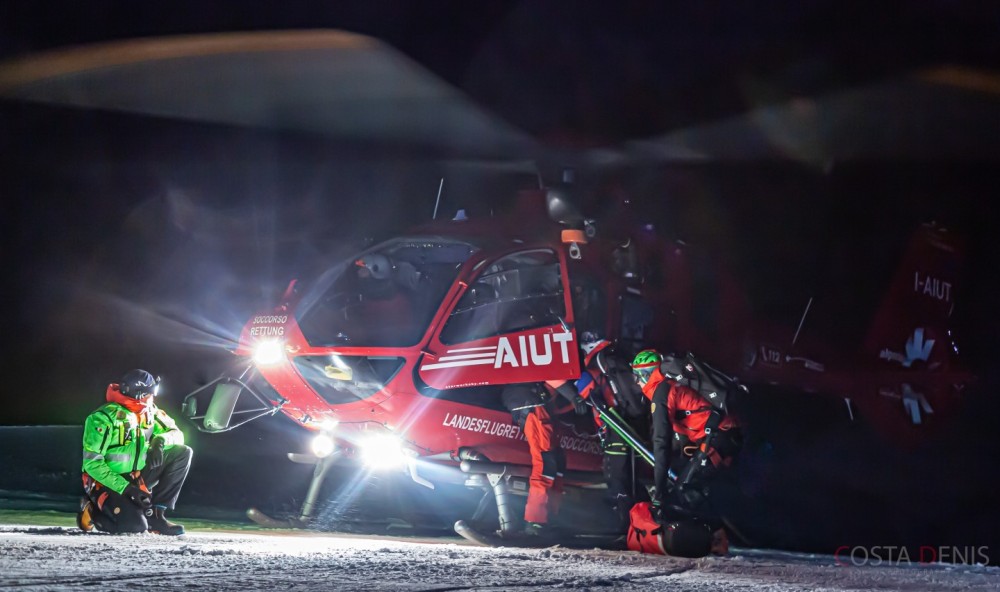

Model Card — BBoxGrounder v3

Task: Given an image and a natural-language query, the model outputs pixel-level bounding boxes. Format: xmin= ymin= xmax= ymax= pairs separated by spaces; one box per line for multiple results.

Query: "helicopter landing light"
xmin=252 ymin=339 xmax=286 ymax=366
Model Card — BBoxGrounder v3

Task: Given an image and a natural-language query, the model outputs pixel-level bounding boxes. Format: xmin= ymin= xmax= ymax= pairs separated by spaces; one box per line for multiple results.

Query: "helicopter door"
xmin=419 ymin=248 xmax=581 ymax=389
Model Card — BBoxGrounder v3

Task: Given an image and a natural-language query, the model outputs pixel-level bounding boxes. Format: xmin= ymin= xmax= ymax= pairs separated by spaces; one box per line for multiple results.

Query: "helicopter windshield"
xmin=296 ymin=238 xmax=478 ymax=347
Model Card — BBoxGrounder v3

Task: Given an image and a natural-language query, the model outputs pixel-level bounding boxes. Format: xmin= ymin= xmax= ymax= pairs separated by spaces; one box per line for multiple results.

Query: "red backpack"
xmin=627 ymin=502 xmax=714 ymax=557
xmin=627 ymin=502 xmax=665 ymax=554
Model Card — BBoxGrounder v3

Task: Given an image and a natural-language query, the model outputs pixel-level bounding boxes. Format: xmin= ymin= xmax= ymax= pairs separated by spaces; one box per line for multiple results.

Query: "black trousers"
xmin=88 ymin=444 xmax=193 ymax=534
xmin=650 ymin=384 xmax=673 ymax=506
xmin=141 ymin=444 xmax=193 ymax=511
xmin=600 ymin=426 xmax=631 ymax=501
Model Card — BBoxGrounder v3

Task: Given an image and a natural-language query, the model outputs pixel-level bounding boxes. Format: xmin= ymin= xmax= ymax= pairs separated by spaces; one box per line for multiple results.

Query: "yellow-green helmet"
xmin=631 ymin=349 xmax=662 ymax=386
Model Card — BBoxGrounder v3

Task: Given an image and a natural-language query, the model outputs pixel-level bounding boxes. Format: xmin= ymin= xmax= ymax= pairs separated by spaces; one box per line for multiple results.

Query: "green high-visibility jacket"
xmin=81 ymin=402 xmax=185 ymax=494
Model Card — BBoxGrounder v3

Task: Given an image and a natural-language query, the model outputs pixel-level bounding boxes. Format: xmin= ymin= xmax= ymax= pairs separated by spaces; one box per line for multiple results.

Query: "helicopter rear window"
xmin=297 ymin=238 xmax=477 ymax=347
xmin=439 ymin=249 xmax=565 ymax=345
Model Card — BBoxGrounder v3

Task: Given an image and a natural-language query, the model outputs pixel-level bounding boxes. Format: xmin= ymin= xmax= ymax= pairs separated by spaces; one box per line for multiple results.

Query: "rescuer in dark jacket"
xmin=631 ymin=350 xmax=741 ymax=520
xmin=575 ymin=335 xmax=649 ymax=524
xmin=501 ymin=379 xmax=587 ymax=537
xmin=78 ymin=369 xmax=192 ymax=536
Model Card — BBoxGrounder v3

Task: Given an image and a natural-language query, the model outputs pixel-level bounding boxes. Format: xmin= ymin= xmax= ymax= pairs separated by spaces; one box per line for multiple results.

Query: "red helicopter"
xmin=734 ymin=221 xmax=973 ymax=446
xmin=182 ymin=183 xmax=974 ymax=532
xmin=631 ymin=217 xmax=973 ymax=447
xmin=0 ymin=28 xmax=983 ymax=538
xmin=184 ymin=187 xmax=649 ymax=531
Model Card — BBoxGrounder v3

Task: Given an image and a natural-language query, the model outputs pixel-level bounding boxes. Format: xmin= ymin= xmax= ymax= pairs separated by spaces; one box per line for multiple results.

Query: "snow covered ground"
xmin=1 ymin=525 xmax=997 ymax=591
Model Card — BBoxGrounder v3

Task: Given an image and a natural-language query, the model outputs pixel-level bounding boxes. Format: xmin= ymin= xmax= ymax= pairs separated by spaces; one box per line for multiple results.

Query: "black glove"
xmin=678 ymin=485 xmax=707 ymax=510
xmin=146 ymin=437 xmax=165 ymax=471
xmin=590 ymin=393 xmax=609 ymax=413
xmin=553 ymin=381 xmax=588 ymax=415
xmin=650 ymin=502 xmax=666 ymax=525
xmin=123 ymin=483 xmax=152 ymax=510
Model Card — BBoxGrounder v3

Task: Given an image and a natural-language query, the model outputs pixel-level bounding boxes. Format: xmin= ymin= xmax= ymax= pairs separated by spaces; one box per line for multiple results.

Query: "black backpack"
xmin=661 ymin=352 xmax=744 ymax=414
xmin=593 ymin=348 xmax=648 ymax=419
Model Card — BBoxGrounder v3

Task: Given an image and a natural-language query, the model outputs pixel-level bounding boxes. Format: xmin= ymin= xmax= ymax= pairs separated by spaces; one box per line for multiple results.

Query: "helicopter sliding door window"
xmin=619 ymin=293 xmax=654 ymax=354
xmin=440 ymin=249 xmax=565 ymax=345
xmin=568 ymin=267 xmax=606 ymax=339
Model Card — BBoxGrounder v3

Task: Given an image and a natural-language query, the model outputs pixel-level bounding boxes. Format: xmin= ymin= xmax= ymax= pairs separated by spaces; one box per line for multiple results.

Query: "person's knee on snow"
xmin=111 ymin=504 xmax=150 ymax=534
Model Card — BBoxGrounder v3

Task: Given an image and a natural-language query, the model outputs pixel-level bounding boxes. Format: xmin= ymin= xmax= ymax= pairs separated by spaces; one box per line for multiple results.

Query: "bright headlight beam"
xmin=252 ymin=340 xmax=285 ymax=366
xmin=310 ymin=433 xmax=335 ymax=458
xmin=359 ymin=435 xmax=410 ymax=470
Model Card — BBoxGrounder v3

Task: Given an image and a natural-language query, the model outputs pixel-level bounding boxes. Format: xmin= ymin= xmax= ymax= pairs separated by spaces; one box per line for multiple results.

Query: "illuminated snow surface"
xmin=1 ymin=525 xmax=998 ymax=591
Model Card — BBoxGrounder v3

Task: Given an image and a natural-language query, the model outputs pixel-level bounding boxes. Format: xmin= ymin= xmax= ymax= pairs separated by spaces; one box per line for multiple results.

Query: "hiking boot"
xmin=147 ymin=507 xmax=185 ymax=536
xmin=610 ymin=494 xmax=633 ymax=530
xmin=523 ymin=522 xmax=550 ymax=537
xmin=76 ymin=499 xmax=95 ymax=533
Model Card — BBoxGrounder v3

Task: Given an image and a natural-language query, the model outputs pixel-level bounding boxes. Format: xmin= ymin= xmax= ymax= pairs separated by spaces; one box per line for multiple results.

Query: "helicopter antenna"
xmin=792 ymin=296 xmax=813 ymax=347
xmin=432 ymin=177 xmax=444 ymax=220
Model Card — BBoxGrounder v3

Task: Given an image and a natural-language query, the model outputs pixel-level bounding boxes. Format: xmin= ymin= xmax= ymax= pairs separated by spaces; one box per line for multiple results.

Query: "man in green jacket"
xmin=78 ymin=369 xmax=192 ymax=536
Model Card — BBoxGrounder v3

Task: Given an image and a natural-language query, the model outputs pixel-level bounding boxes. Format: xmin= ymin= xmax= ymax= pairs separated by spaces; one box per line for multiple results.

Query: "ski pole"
xmin=606 ymin=407 xmax=655 ymax=466
xmin=589 ymin=401 xmax=654 ymax=466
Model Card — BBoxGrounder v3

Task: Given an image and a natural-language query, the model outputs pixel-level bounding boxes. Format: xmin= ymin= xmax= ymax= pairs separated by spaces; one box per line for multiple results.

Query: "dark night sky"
xmin=2 ymin=0 xmax=1000 ymax=556
xmin=2 ymin=0 xmax=998 ymax=412
xmin=0 ymin=1 xmax=997 ymax=412
xmin=4 ymin=1 xmax=1000 ymax=142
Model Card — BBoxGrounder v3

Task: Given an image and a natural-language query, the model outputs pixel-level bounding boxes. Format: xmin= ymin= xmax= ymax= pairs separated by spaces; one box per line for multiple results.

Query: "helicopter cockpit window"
xmin=297 ymin=238 xmax=477 ymax=347
xmin=440 ymin=249 xmax=565 ymax=345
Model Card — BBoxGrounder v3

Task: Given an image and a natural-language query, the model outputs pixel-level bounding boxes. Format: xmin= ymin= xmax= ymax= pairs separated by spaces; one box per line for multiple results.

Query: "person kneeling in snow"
xmin=78 ymin=369 xmax=192 ymax=536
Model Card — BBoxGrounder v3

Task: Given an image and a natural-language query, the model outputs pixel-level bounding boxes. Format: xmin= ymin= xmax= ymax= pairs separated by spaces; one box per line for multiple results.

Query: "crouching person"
xmin=631 ymin=350 xmax=743 ymax=555
xmin=78 ymin=369 xmax=192 ymax=536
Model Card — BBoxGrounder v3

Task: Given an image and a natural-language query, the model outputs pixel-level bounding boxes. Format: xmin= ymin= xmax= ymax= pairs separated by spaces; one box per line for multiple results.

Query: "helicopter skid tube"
xmin=459 ymin=460 xmax=604 ymax=487
xmin=460 ymin=459 xmax=605 ymax=534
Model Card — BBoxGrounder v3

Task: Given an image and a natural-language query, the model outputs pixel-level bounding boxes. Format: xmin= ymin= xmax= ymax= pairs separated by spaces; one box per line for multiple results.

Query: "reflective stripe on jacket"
xmin=81 ymin=402 xmax=184 ymax=494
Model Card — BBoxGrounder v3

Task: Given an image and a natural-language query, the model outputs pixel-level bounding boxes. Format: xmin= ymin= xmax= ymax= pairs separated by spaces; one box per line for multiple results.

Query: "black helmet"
xmin=119 ymin=369 xmax=160 ymax=399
